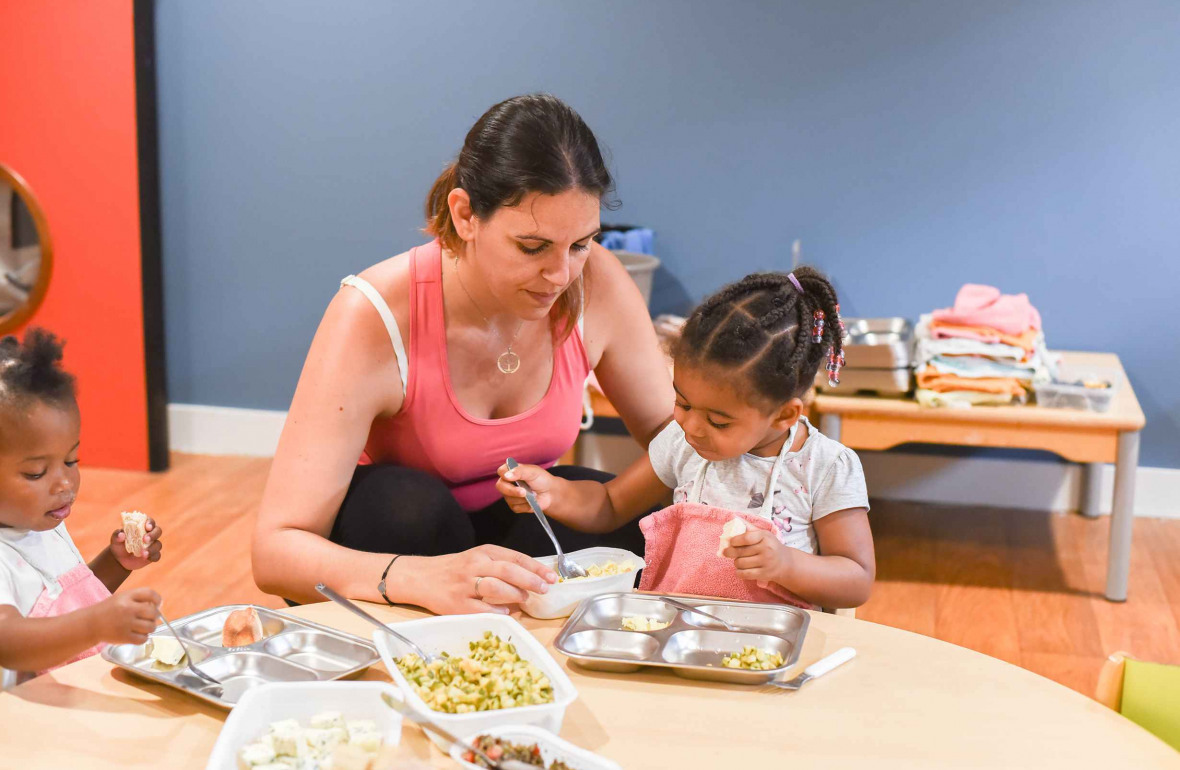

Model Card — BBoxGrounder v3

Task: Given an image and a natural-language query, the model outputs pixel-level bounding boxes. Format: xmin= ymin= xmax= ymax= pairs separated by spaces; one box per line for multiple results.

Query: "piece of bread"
xmin=222 ymin=607 xmax=265 ymax=647
xmin=718 ymin=517 xmax=748 ymax=558
xmin=121 ymin=511 xmax=149 ymax=557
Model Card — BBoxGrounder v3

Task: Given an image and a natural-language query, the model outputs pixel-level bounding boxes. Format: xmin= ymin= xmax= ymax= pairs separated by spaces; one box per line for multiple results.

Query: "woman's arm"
xmin=581 ymin=245 xmax=674 ymax=448
xmin=251 ymin=281 xmax=407 ymax=605
xmin=251 ymin=266 xmax=555 ymax=612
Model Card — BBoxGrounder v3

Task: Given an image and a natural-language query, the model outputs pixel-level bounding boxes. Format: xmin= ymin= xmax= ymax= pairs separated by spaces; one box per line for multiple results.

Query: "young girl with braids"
xmin=497 ymin=268 xmax=874 ymax=608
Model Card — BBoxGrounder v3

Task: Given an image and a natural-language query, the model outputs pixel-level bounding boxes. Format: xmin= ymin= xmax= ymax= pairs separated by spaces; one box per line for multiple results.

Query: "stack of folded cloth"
xmin=915 ymin=284 xmax=1055 ymax=407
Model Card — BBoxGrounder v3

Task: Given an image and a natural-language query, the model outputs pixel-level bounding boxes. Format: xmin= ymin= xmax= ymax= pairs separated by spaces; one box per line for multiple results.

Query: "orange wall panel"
xmin=0 ymin=1 xmax=151 ymax=469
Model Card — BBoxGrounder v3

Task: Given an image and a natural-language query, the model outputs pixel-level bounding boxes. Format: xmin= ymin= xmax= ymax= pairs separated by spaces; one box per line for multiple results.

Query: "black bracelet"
xmin=377 ymin=554 xmax=404 ymax=606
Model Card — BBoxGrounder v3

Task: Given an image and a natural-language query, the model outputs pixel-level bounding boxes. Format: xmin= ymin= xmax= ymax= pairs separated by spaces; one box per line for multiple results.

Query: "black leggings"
xmin=328 ymin=464 xmax=646 ymax=559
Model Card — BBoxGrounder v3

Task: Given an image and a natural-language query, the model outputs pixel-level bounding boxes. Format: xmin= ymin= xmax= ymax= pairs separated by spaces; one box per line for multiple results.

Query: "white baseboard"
xmin=168 ymin=403 xmax=1180 ymax=519
xmin=168 ymin=403 xmax=287 ymax=457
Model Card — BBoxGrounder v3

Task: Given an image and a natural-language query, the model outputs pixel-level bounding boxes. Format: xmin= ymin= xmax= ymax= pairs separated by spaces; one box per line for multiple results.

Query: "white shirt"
xmin=648 ymin=417 xmax=870 ymax=556
xmin=0 ymin=524 xmax=86 ymax=690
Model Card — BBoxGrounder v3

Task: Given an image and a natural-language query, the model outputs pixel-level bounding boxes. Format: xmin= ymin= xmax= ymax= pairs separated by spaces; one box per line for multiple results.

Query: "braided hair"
xmin=0 ymin=328 xmax=76 ymax=410
xmin=674 ymin=266 xmax=844 ymax=409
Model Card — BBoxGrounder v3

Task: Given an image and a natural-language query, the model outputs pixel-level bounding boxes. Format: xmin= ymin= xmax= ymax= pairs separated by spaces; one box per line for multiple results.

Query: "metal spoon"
xmin=505 ymin=457 xmax=587 ymax=580
xmin=380 ymin=692 xmax=536 ymax=770
xmin=155 ymin=609 xmax=223 ymax=697
xmin=315 ymin=583 xmax=436 ymax=663
xmin=770 ymin=647 xmax=856 ymax=690
xmin=658 ymin=596 xmax=739 ymax=631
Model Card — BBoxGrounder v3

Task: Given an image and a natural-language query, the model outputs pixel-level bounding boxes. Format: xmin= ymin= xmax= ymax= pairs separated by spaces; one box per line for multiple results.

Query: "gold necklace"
xmin=453 ymin=256 xmax=524 ymax=374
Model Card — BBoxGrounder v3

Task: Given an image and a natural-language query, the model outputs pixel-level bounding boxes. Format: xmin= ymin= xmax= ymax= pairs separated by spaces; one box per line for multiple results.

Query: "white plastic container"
xmin=521 ymin=547 xmax=646 ymax=620
xmin=373 ymin=613 xmax=578 ymax=751
xmin=1034 ymin=365 xmax=1121 ymax=413
xmin=204 ymin=681 xmax=402 ymax=770
xmin=450 ymin=724 xmax=623 ymax=770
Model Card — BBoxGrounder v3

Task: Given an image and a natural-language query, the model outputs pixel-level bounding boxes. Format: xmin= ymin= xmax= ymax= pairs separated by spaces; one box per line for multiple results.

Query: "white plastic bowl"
xmin=450 ymin=724 xmax=623 ymax=770
xmin=204 ymin=680 xmax=402 ymax=770
xmin=373 ymin=613 xmax=578 ymax=751
xmin=521 ymin=547 xmax=645 ymax=620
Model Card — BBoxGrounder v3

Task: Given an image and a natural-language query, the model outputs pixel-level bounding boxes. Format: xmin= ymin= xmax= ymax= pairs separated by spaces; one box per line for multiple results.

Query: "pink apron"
xmin=638 ymin=422 xmax=814 ymax=609
xmin=0 ymin=532 xmax=112 ymax=672
xmin=28 ymin=563 xmax=113 ymax=669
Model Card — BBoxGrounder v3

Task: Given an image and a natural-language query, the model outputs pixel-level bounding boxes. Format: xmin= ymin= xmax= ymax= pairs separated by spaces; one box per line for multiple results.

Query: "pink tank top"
xmin=357 ymin=241 xmax=591 ymax=511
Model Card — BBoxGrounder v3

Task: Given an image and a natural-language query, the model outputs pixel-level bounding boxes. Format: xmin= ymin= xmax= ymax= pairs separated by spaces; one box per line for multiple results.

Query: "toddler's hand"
xmin=92 ymin=588 xmax=161 ymax=645
xmin=724 ymin=529 xmax=794 ymax=585
xmin=495 ymin=463 xmax=559 ymax=513
xmin=111 ymin=517 xmax=164 ymax=571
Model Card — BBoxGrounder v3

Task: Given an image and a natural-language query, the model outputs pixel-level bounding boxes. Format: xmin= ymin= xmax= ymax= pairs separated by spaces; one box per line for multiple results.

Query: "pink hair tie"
xmin=787 ymin=272 xmax=804 ymax=293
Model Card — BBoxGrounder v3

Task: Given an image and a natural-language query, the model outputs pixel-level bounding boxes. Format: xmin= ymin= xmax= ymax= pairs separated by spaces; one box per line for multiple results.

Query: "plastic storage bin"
xmin=521 ymin=547 xmax=646 ymax=620
xmin=1034 ymin=366 xmax=1121 ymax=413
xmin=374 ymin=613 xmax=578 ymax=750
xmin=612 ymin=250 xmax=660 ymax=307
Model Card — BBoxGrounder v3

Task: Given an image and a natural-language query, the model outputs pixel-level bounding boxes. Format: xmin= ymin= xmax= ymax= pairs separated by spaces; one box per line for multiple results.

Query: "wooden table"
xmin=1 ymin=601 xmax=1176 ymax=769
xmin=812 ymin=352 xmax=1145 ymax=601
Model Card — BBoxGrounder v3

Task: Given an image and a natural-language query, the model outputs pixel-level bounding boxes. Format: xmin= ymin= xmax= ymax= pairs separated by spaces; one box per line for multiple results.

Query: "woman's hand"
xmin=110 ymin=518 xmax=164 ymax=572
xmin=401 ymin=546 xmax=558 ymax=615
xmin=495 ymin=463 xmax=563 ymax=514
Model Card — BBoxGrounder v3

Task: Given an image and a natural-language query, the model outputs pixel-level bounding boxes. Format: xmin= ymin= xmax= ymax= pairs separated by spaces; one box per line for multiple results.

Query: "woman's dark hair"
xmin=674 ymin=266 xmax=844 ymax=410
xmin=0 ymin=328 xmax=76 ymax=409
xmin=425 ymin=93 xmax=615 ymax=338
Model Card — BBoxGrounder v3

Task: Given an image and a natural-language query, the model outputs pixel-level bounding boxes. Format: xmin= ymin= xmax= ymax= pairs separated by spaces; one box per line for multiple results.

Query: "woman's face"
xmin=458 ymin=188 xmax=601 ymax=321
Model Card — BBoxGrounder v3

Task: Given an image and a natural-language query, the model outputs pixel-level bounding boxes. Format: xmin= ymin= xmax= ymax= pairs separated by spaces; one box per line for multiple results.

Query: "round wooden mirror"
xmin=0 ymin=163 xmax=53 ymax=333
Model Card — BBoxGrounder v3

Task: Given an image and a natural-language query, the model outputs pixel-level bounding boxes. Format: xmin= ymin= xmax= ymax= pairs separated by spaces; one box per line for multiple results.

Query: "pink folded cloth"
xmin=638 ymin=503 xmax=813 ymax=609
xmin=931 ymin=284 xmax=1042 ymax=335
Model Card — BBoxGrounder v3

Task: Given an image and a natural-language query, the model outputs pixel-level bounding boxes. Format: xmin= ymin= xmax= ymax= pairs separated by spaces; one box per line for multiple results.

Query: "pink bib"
xmin=28 ymin=563 xmax=112 ymax=670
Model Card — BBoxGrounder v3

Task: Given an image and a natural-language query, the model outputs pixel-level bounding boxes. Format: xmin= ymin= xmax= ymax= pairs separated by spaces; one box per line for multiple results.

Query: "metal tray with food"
xmin=102 ymin=605 xmax=379 ymax=709
xmin=553 ymin=593 xmax=809 ymax=684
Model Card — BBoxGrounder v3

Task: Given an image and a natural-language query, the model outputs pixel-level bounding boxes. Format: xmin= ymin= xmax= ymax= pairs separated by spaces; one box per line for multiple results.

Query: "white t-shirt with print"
xmin=648 ymin=417 xmax=870 ymax=556
xmin=0 ymin=524 xmax=87 ymax=691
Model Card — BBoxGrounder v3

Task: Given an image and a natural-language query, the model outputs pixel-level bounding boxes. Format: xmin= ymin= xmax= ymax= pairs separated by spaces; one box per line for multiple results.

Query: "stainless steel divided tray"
xmin=553 ymin=593 xmax=809 ymax=684
xmin=101 ymin=605 xmax=378 ymax=709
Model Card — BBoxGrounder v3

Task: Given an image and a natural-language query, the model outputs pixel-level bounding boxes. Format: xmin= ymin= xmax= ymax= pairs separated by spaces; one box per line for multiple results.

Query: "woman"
xmin=252 ymin=94 xmax=673 ymax=614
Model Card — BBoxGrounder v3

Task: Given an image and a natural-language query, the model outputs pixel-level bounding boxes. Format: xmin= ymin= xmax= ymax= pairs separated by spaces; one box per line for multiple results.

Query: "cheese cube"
xmin=267 ymin=720 xmax=303 ymax=757
xmin=303 ymin=727 xmax=346 ymax=758
xmin=237 ymin=741 xmax=277 ymax=769
xmin=149 ymin=636 xmax=185 ymax=666
xmin=347 ymin=729 xmax=381 ymax=753
xmin=310 ymin=711 xmax=345 ymax=730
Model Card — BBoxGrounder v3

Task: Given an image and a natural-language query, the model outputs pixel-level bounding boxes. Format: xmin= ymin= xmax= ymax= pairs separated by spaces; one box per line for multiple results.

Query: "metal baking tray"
xmin=101 ymin=605 xmax=378 ymax=709
xmin=553 ymin=593 xmax=808 ymax=684
xmin=842 ymin=317 xmax=914 ymax=369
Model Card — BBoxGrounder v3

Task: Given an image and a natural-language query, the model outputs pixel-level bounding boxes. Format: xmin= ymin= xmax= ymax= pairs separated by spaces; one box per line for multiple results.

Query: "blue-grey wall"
xmin=156 ymin=1 xmax=1180 ymax=467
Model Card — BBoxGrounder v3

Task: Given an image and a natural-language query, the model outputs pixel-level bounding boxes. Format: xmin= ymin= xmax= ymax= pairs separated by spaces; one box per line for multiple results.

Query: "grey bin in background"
xmin=612 ymin=250 xmax=660 ymax=308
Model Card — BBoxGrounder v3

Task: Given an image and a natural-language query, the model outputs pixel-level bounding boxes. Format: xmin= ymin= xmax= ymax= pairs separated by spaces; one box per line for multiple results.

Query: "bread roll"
xmin=121 ymin=511 xmax=149 ymax=557
xmin=718 ymin=517 xmax=748 ymax=558
xmin=222 ymin=607 xmax=265 ymax=647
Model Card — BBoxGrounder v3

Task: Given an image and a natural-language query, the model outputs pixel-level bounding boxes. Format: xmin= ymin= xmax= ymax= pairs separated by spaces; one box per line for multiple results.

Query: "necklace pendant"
xmin=497 ymin=350 xmax=521 ymax=374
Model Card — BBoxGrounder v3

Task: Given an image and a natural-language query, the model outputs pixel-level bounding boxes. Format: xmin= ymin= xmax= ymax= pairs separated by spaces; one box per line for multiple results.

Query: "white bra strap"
xmin=340 ymin=275 xmax=409 ymax=398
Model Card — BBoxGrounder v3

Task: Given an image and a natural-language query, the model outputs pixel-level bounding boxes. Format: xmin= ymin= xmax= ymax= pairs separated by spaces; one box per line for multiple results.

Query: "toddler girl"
xmin=498 ymin=268 xmax=874 ymax=608
xmin=0 ymin=330 xmax=165 ymax=689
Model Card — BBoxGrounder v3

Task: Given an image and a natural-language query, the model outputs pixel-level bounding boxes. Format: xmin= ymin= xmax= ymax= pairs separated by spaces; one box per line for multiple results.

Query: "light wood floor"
xmin=69 ymin=453 xmax=1180 ymax=697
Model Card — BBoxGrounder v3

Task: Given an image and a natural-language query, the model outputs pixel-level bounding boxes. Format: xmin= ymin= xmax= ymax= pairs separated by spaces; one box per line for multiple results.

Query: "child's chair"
xmin=1095 ymin=651 xmax=1180 ymax=751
